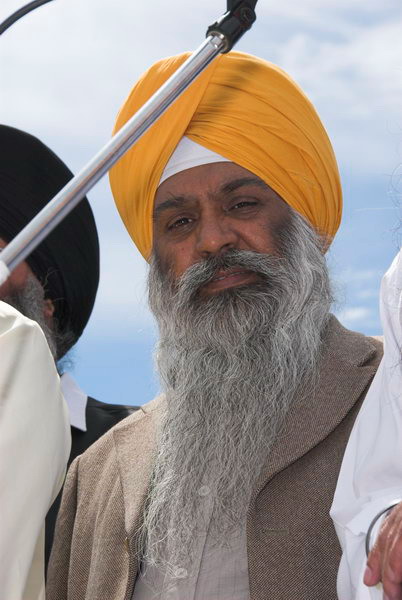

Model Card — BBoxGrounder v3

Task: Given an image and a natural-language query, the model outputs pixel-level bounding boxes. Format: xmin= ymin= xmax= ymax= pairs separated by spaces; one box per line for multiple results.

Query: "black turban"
xmin=0 ymin=125 xmax=100 ymax=355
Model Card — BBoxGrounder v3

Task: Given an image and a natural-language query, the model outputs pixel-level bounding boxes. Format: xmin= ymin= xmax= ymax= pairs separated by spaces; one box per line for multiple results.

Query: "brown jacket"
xmin=47 ymin=317 xmax=382 ymax=600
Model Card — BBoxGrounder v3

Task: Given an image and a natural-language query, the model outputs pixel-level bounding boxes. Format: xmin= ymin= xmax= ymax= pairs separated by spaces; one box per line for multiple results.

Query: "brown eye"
xmin=167 ymin=217 xmax=193 ymax=230
xmin=230 ymin=200 xmax=258 ymax=211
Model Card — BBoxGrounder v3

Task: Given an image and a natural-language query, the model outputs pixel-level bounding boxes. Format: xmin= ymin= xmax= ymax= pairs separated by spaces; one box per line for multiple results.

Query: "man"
xmin=47 ymin=52 xmax=388 ymax=599
xmin=0 ymin=125 xmax=138 ymax=568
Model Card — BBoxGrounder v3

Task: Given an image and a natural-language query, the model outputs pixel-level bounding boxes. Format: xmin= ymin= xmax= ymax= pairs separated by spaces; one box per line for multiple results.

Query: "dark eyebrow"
xmin=153 ymin=196 xmax=191 ymax=220
xmin=153 ymin=176 xmax=268 ymax=220
xmin=219 ymin=177 xmax=268 ymax=195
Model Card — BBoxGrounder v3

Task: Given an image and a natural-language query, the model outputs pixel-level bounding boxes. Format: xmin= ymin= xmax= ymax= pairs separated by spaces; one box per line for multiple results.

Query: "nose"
xmin=195 ymin=212 xmax=238 ymax=258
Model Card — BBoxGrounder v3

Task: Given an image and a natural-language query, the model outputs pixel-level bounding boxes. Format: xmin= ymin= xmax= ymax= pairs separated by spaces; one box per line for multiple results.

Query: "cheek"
xmin=153 ymin=239 xmax=194 ymax=281
xmin=249 ymin=208 xmax=291 ymax=255
xmin=0 ymin=281 xmax=12 ymax=297
xmin=169 ymin=246 xmax=195 ymax=280
xmin=0 ymin=262 xmax=32 ymax=297
xmin=242 ymin=223 xmax=280 ymax=255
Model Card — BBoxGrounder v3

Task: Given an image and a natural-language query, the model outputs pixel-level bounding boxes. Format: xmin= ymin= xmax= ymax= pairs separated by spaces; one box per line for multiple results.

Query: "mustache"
xmin=174 ymin=249 xmax=284 ymax=298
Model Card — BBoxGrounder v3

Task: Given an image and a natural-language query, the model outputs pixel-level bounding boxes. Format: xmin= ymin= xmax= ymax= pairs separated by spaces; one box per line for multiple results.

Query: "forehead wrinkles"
xmin=154 ymin=174 xmax=271 ymax=216
xmin=155 ymin=176 xmax=220 ymax=210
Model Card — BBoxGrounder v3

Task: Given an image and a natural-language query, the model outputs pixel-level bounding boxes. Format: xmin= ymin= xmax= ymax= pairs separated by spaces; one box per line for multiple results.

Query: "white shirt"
xmin=132 ymin=490 xmax=250 ymax=600
xmin=0 ymin=302 xmax=70 ymax=600
xmin=60 ymin=372 xmax=88 ymax=432
xmin=331 ymin=249 xmax=402 ymax=600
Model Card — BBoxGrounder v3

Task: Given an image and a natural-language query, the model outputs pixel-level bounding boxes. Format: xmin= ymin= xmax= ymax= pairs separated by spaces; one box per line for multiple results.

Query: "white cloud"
xmin=335 ymin=267 xmax=383 ymax=283
xmin=84 ymin=226 xmax=156 ymax=338
xmin=335 ymin=305 xmax=380 ymax=334
xmin=268 ymin=20 xmax=402 ymax=173
xmin=336 ymin=306 xmax=372 ymax=322
xmin=260 ymin=0 xmax=397 ymax=25
xmin=356 ymin=288 xmax=381 ymax=300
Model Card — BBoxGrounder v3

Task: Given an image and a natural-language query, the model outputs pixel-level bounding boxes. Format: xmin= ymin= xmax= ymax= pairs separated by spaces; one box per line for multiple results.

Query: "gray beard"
xmin=143 ymin=210 xmax=333 ymax=577
xmin=2 ymin=275 xmax=58 ymax=360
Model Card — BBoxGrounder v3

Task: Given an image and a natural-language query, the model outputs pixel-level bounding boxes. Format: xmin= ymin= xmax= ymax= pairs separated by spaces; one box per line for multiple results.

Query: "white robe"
xmin=331 ymin=249 xmax=402 ymax=600
xmin=0 ymin=302 xmax=70 ymax=600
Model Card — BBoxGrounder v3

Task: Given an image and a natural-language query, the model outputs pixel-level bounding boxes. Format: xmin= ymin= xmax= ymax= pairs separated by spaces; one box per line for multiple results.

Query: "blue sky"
xmin=1 ymin=0 xmax=401 ymax=405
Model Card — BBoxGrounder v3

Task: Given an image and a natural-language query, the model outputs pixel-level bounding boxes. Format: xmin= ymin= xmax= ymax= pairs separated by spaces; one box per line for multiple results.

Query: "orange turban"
xmin=110 ymin=51 xmax=342 ymax=259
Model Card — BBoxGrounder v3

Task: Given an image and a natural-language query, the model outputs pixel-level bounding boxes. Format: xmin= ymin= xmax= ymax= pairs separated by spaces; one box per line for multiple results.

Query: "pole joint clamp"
xmin=206 ymin=1 xmax=257 ymax=53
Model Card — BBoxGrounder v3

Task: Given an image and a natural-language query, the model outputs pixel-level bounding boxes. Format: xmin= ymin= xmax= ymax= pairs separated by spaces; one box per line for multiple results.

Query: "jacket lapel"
xmin=254 ymin=315 xmax=381 ymax=493
xmin=112 ymin=397 xmax=163 ymax=540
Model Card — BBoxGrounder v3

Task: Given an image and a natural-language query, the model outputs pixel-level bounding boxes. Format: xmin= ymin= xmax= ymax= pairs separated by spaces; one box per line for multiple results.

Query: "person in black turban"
xmin=0 ymin=124 xmax=138 ymax=570
xmin=0 ymin=124 xmax=99 ymax=357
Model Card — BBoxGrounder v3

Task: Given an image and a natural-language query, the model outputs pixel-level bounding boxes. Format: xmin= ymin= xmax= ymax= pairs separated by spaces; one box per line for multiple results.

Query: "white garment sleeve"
xmin=331 ymin=249 xmax=402 ymax=600
xmin=0 ymin=302 xmax=71 ymax=600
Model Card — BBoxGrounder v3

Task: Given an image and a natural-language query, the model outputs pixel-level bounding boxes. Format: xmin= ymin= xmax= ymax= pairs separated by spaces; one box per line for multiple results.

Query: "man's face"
xmin=153 ymin=162 xmax=291 ymax=291
xmin=0 ymin=237 xmax=54 ymax=321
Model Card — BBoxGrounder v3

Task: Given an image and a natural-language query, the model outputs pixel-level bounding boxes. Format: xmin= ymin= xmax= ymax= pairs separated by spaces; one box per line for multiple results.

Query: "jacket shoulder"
xmin=325 ymin=316 xmax=383 ymax=370
xmin=86 ymin=396 xmax=140 ymax=414
xmin=76 ymin=395 xmax=164 ymax=474
xmin=366 ymin=334 xmax=383 ymax=365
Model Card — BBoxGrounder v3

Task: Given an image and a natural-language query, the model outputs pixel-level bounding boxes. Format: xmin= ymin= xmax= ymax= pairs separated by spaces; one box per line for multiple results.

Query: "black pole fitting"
xmin=206 ymin=1 xmax=258 ymax=53
xmin=0 ymin=0 xmax=55 ymax=36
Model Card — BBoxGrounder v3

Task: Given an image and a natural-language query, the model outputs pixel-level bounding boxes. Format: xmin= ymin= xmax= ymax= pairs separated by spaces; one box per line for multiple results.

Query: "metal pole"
xmin=0 ymin=33 xmax=225 ymax=285
xmin=0 ymin=0 xmax=258 ymax=286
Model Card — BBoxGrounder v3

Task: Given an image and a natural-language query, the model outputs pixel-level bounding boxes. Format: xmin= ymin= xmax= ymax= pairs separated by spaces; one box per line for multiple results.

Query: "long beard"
xmin=142 ymin=210 xmax=333 ymax=577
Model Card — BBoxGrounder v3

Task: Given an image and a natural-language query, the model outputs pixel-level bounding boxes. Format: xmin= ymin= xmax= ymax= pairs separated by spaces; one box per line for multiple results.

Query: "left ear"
xmin=43 ymin=298 xmax=55 ymax=321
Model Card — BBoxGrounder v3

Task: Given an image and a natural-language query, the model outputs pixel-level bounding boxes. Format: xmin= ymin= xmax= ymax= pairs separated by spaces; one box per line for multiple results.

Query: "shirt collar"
xmin=60 ymin=372 xmax=88 ymax=432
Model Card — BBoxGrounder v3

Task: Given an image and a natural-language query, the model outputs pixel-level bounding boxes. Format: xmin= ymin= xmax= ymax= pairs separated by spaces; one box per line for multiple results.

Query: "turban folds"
xmin=110 ymin=51 xmax=342 ymax=259
xmin=0 ymin=125 xmax=99 ymax=353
